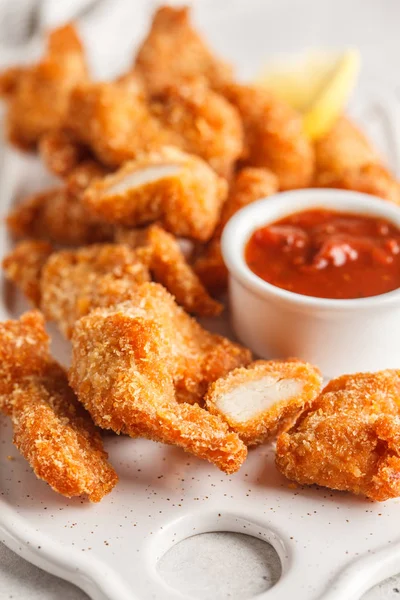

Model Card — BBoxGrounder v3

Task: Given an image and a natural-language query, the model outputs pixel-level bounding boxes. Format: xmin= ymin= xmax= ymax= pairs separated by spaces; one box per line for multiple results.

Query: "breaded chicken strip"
xmin=135 ymin=6 xmax=233 ymax=94
xmin=276 ymin=371 xmax=400 ymax=501
xmin=314 ymin=116 xmax=400 ymax=202
xmin=206 ymin=360 xmax=322 ymax=445
xmin=83 ymin=146 xmax=227 ymax=241
xmin=7 ymin=186 xmax=114 ymax=246
xmin=2 ymin=240 xmax=53 ymax=306
xmin=221 ymin=83 xmax=314 ymax=190
xmin=69 ymin=283 xmax=249 ymax=472
xmin=194 ymin=167 xmax=278 ymax=293
xmin=116 ymin=224 xmax=222 ymax=316
xmin=150 ymin=78 xmax=243 ymax=178
xmin=0 ymin=311 xmax=117 ymax=501
xmin=65 ymin=81 xmax=170 ymax=168
xmin=0 ymin=24 xmax=88 ymax=150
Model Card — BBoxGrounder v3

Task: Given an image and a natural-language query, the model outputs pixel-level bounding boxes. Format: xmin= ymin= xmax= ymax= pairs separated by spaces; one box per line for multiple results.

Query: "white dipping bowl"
xmin=221 ymin=189 xmax=400 ymax=378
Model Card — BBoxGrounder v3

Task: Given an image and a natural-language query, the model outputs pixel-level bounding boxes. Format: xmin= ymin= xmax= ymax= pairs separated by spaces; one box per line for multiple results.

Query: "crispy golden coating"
xmin=135 ymin=6 xmax=233 ymax=94
xmin=116 ymin=224 xmax=222 ymax=316
xmin=83 ymin=146 xmax=227 ymax=241
xmin=314 ymin=116 xmax=380 ymax=180
xmin=276 ymin=371 xmax=400 ymax=501
xmin=69 ymin=283 xmax=248 ymax=473
xmin=0 ymin=311 xmax=117 ymax=501
xmin=194 ymin=167 xmax=278 ymax=292
xmin=39 ymin=128 xmax=92 ymax=178
xmin=1 ymin=24 xmax=88 ymax=150
xmin=221 ymin=83 xmax=315 ymax=190
xmin=2 ymin=240 xmax=53 ymax=306
xmin=65 ymin=160 xmax=110 ymax=197
xmin=65 ymin=81 xmax=170 ymax=167
xmin=151 ymin=78 xmax=244 ymax=178
xmin=7 ymin=186 xmax=114 ymax=246
xmin=206 ymin=360 xmax=322 ymax=446
xmin=40 ymin=244 xmax=150 ymax=338
xmin=313 ymin=116 xmax=400 ymax=202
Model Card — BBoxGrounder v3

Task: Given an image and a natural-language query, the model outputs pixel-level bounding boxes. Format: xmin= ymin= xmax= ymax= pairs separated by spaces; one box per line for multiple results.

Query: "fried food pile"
xmin=1 ymin=6 xmax=400 ymax=502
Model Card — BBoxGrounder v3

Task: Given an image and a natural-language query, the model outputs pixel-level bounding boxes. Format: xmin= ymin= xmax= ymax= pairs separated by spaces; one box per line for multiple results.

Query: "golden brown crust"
xmin=194 ymin=167 xmax=278 ymax=293
xmin=151 ymin=78 xmax=244 ymax=179
xmin=40 ymin=244 xmax=150 ymax=338
xmin=135 ymin=6 xmax=233 ymax=94
xmin=221 ymin=83 xmax=315 ymax=190
xmin=65 ymin=81 xmax=170 ymax=167
xmin=69 ymin=283 xmax=249 ymax=473
xmin=83 ymin=146 xmax=227 ymax=241
xmin=116 ymin=224 xmax=222 ymax=317
xmin=1 ymin=24 xmax=88 ymax=150
xmin=276 ymin=370 xmax=400 ymax=501
xmin=39 ymin=128 xmax=91 ymax=178
xmin=2 ymin=240 xmax=53 ymax=306
xmin=0 ymin=311 xmax=117 ymax=501
xmin=6 ymin=186 xmax=114 ymax=246
xmin=206 ymin=359 xmax=322 ymax=445
xmin=314 ymin=116 xmax=380 ymax=178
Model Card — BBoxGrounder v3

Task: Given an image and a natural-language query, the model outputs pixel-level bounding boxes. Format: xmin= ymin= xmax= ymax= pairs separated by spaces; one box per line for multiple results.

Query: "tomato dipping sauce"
xmin=245 ymin=209 xmax=400 ymax=299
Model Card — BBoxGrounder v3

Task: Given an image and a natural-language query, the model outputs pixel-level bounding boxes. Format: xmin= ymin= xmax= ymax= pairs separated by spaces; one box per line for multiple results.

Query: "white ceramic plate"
xmin=2 ymin=2 xmax=400 ymax=599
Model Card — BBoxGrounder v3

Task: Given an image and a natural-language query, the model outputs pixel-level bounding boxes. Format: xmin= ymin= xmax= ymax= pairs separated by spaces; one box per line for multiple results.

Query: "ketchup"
xmin=245 ymin=209 xmax=400 ymax=299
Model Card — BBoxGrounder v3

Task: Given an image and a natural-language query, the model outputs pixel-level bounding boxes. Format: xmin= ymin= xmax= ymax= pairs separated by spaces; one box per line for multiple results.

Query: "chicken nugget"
xmin=194 ymin=167 xmax=278 ymax=293
xmin=276 ymin=370 xmax=400 ymax=501
xmin=0 ymin=311 xmax=117 ymax=501
xmin=206 ymin=360 xmax=322 ymax=445
xmin=151 ymin=78 xmax=244 ymax=178
xmin=38 ymin=128 xmax=89 ymax=178
xmin=7 ymin=186 xmax=113 ymax=246
xmin=65 ymin=81 xmax=170 ymax=167
xmin=221 ymin=83 xmax=314 ymax=190
xmin=83 ymin=146 xmax=227 ymax=241
xmin=69 ymin=283 xmax=248 ymax=473
xmin=134 ymin=6 xmax=233 ymax=94
xmin=116 ymin=224 xmax=222 ymax=316
xmin=40 ymin=243 xmax=150 ymax=338
xmin=2 ymin=240 xmax=53 ymax=306
xmin=0 ymin=24 xmax=88 ymax=150
xmin=314 ymin=116 xmax=400 ymax=202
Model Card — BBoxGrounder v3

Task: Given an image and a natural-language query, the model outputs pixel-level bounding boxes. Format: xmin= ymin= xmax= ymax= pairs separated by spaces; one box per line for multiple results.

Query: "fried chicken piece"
xmin=0 ymin=311 xmax=117 ymax=501
xmin=134 ymin=6 xmax=233 ymax=94
xmin=39 ymin=128 xmax=92 ymax=178
xmin=151 ymin=78 xmax=244 ymax=178
xmin=7 ymin=186 xmax=114 ymax=246
xmin=276 ymin=370 xmax=400 ymax=501
xmin=65 ymin=81 xmax=170 ymax=167
xmin=314 ymin=118 xmax=400 ymax=202
xmin=65 ymin=160 xmax=110 ymax=197
xmin=206 ymin=360 xmax=322 ymax=445
xmin=116 ymin=224 xmax=222 ymax=316
xmin=314 ymin=116 xmax=380 ymax=180
xmin=221 ymin=83 xmax=314 ymax=190
xmin=314 ymin=117 xmax=400 ymax=201
xmin=40 ymin=243 xmax=150 ymax=339
xmin=2 ymin=240 xmax=53 ymax=306
xmin=0 ymin=24 xmax=88 ymax=150
xmin=69 ymin=283 xmax=249 ymax=473
xmin=194 ymin=167 xmax=278 ymax=293
xmin=83 ymin=146 xmax=227 ymax=241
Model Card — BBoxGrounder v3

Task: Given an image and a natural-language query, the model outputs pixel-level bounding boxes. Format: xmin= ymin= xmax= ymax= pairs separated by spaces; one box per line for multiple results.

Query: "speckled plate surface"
xmin=2 ymin=1 xmax=400 ymax=598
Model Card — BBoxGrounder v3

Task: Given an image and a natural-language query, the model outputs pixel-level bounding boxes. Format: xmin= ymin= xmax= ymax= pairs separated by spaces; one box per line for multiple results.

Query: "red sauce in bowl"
xmin=245 ymin=209 xmax=400 ymax=299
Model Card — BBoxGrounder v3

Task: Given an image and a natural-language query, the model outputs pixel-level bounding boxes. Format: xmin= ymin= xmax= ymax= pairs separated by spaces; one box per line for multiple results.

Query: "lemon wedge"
xmin=256 ymin=49 xmax=361 ymax=140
